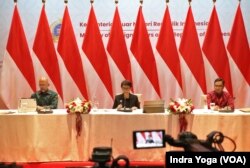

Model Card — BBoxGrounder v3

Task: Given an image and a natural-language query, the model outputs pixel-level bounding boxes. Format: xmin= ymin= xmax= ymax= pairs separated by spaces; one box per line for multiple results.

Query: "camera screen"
xmin=133 ymin=129 xmax=166 ymax=149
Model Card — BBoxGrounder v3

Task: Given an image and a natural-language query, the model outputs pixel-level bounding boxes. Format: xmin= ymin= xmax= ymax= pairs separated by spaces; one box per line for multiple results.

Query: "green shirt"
xmin=31 ymin=90 xmax=58 ymax=109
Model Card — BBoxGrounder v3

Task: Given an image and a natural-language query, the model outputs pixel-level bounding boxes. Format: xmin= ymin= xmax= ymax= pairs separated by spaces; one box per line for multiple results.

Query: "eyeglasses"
xmin=214 ymin=84 xmax=224 ymax=87
xmin=122 ymin=86 xmax=131 ymax=90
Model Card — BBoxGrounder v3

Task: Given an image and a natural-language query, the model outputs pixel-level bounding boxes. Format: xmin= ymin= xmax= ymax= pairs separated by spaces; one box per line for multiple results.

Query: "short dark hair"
xmin=214 ymin=78 xmax=225 ymax=85
xmin=121 ymin=80 xmax=132 ymax=88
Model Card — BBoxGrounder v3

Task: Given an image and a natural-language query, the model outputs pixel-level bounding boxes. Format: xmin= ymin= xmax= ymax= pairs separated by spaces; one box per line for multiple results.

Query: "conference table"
xmin=0 ymin=109 xmax=250 ymax=162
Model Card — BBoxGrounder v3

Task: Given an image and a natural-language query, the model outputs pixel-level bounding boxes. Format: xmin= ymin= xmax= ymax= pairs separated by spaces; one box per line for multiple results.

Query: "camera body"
xmin=164 ymin=131 xmax=225 ymax=152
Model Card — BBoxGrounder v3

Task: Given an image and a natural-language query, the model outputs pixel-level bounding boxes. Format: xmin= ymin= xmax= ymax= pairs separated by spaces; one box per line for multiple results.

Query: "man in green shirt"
xmin=31 ymin=77 xmax=58 ymax=110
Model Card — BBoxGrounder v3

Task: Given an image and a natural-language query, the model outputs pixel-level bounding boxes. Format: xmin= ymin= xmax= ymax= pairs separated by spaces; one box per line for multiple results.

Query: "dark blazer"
xmin=112 ymin=93 xmax=140 ymax=109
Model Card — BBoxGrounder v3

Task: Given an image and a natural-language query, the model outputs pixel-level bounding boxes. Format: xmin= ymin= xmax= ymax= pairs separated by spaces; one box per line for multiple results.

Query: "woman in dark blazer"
xmin=112 ymin=80 xmax=140 ymax=110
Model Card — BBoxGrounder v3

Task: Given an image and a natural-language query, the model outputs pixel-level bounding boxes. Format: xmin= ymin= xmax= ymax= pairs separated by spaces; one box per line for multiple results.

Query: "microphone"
xmin=123 ymin=97 xmax=126 ymax=109
xmin=119 ymin=99 xmax=123 ymax=108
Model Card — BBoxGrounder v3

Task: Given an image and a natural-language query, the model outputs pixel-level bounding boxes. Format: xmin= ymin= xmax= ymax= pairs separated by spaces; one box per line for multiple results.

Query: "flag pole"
xmin=115 ymin=0 xmax=118 ymax=7
xmin=188 ymin=0 xmax=192 ymax=6
xmin=140 ymin=0 xmax=143 ymax=5
xmin=64 ymin=0 xmax=68 ymax=7
xmin=42 ymin=0 xmax=45 ymax=8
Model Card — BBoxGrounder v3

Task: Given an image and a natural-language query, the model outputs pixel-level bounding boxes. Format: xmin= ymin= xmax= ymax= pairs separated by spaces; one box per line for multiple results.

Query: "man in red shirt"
xmin=207 ymin=78 xmax=234 ymax=110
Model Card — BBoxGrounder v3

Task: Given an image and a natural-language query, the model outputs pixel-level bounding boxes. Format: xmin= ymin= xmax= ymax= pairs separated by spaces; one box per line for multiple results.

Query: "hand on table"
xmin=117 ymin=104 xmax=123 ymax=110
xmin=37 ymin=106 xmax=44 ymax=111
xmin=213 ymin=106 xmax=219 ymax=111
xmin=131 ymin=106 xmax=138 ymax=110
xmin=219 ymin=106 xmax=232 ymax=110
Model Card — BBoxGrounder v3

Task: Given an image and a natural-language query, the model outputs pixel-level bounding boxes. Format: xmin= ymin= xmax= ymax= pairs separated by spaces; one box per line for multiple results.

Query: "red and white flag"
xmin=82 ymin=6 xmax=113 ymax=107
xmin=227 ymin=4 xmax=250 ymax=107
xmin=130 ymin=6 xmax=161 ymax=99
xmin=156 ymin=6 xmax=183 ymax=101
xmin=57 ymin=6 xmax=88 ymax=100
xmin=227 ymin=4 xmax=250 ymax=85
xmin=202 ymin=6 xmax=233 ymax=96
xmin=33 ymin=5 xmax=63 ymax=102
xmin=0 ymin=5 xmax=36 ymax=109
xmin=107 ymin=6 xmax=132 ymax=91
xmin=179 ymin=6 xmax=207 ymax=106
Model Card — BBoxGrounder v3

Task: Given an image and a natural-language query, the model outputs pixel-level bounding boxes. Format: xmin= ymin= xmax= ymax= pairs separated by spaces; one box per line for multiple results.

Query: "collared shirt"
xmin=207 ymin=91 xmax=234 ymax=109
xmin=31 ymin=90 xmax=58 ymax=109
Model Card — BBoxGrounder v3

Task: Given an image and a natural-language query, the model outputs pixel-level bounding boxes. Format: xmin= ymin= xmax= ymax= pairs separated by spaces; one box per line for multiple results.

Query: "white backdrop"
xmin=0 ymin=0 xmax=250 ymax=108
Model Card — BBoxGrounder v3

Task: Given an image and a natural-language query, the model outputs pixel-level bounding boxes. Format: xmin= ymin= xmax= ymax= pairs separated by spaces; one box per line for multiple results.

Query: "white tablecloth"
xmin=0 ymin=109 xmax=249 ymax=162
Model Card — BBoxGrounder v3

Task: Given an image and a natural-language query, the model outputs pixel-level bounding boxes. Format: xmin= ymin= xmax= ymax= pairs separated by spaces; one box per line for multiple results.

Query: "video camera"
xmin=91 ymin=130 xmax=236 ymax=168
xmin=164 ymin=131 xmax=228 ymax=152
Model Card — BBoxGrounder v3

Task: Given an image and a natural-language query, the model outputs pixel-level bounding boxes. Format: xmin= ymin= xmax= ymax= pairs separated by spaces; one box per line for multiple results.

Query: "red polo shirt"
xmin=207 ymin=91 xmax=234 ymax=109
